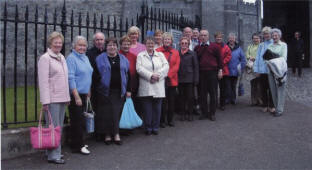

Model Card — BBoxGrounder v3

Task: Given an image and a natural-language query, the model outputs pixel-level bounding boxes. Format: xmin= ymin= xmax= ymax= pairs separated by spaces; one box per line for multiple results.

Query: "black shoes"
xmin=152 ymin=131 xmax=159 ymax=135
xmin=160 ymin=123 xmax=166 ymax=128
xmin=273 ymin=112 xmax=282 ymax=117
xmin=104 ymin=139 xmax=112 ymax=145
xmin=168 ymin=122 xmax=175 ymax=127
xmin=199 ymin=115 xmax=215 ymax=121
xmin=48 ymin=158 xmax=65 ymax=164
xmin=145 ymin=131 xmax=152 ymax=136
xmin=114 ymin=140 xmax=123 ymax=145
xmin=210 ymin=115 xmax=216 ymax=121
xmin=219 ymin=106 xmax=225 ymax=111
xmin=199 ymin=115 xmax=208 ymax=120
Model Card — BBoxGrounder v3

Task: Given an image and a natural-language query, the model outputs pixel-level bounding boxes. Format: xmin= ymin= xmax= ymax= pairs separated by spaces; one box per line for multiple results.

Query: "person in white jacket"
xmin=136 ymin=36 xmax=169 ymax=135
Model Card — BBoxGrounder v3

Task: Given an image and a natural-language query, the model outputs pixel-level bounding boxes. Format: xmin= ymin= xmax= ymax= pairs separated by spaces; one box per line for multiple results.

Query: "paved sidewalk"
xmin=2 ymin=95 xmax=312 ymax=169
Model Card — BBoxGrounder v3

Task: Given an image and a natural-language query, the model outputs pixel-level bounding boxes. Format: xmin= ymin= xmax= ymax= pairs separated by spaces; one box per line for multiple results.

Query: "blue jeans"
xmin=141 ymin=97 xmax=162 ymax=132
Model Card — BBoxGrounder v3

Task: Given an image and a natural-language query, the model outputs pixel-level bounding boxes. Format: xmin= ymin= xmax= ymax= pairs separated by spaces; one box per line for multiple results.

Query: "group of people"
xmin=38 ymin=25 xmax=290 ymax=164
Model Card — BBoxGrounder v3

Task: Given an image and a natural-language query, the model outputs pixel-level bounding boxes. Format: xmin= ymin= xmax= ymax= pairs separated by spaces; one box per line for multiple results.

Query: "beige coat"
xmin=136 ymin=50 xmax=169 ymax=98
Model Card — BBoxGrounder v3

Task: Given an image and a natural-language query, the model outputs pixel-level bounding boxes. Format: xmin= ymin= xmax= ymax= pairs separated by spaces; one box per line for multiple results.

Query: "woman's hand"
xmin=150 ymin=73 xmax=160 ymax=83
xmin=75 ymin=95 xmax=82 ymax=106
xmin=218 ymin=70 xmax=223 ymax=80
xmin=126 ymin=92 xmax=132 ymax=98
xmin=42 ymin=104 xmax=49 ymax=111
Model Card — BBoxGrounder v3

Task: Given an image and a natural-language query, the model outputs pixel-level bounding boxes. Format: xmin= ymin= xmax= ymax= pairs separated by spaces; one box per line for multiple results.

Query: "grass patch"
xmin=1 ymin=86 xmax=42 ymax=129
xmin=1 ymin=86 xmax=71 ymax=129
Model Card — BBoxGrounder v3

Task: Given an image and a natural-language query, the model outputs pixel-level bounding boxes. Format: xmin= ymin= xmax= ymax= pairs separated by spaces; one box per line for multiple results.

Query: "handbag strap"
xmin=38 ymin=108 xmax=53 ymax=128
xmin=85 ymin=97 xmax=94 ymax=113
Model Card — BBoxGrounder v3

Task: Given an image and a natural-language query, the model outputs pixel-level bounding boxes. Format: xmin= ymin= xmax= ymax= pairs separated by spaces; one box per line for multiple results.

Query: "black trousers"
xmin=161 ymin=86 xmax=177 ymax=124
xmin=68 ymin=94 xmax=87 ymax=151
xmin=292 ymin=56 xmax=303 ymax=77
xmin=219 ymin=76 xmax=229 ymax=107
xmin=178 ymin=83 xmax=194 ymax=115
xmin=227 ymin=76 xmax=238 ymax=103
xmin=259 ymin=74 xmax=274 ymax=107
xmin=95 ymin=90 xmax=124 ymax=136
xmin=199 ymin=70 xmax=218 ymax=116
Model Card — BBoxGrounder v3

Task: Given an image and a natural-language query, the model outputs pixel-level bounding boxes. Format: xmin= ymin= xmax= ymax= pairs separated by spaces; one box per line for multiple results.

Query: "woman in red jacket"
xmin=215 ymin=31 xmax=232 ymax=110
xmin=156 ymin=32 xmax=180 ymax=127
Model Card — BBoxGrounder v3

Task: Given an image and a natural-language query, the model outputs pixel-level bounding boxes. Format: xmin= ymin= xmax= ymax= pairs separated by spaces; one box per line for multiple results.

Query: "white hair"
xmin=271 ymin=28 xmax=282 ymax=38
xmin=228 ymin=32 xmax=237 ymax=39
xmin=72 ymin=35 xmax=88 ymax=49
xmin=92 ymin=32 xmax=105 ymax=40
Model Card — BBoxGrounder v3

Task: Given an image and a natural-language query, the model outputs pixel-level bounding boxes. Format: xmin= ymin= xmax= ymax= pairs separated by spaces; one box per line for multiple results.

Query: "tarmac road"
xmin=2 ymin=95 xmax=312 ymax=170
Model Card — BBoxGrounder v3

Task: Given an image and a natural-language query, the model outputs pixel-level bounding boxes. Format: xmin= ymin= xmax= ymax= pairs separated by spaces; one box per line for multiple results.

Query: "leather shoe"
xmin=104 ymin=140 xmax=112 ymax=145
xmin=219 ymin=106 xmax=225 ymax=111
xmin=210 ymin=115 xmax=216 ymax=121
xmin=152 ymin=131 xmax=159 ymax=135
xmin=160 ymin=123 xmax=166 ymax=128
xmin=48 ymin=158 xmax=65 ymax=164
xmin=199 ymin=115 xmax=208 ymax=120
xmin=145 ymin=131 xmax=152 ymax=136
xmin=168 ymin=122 xmax=175 ymax=127
xmin=273 ymin=112 xmax=282 ymax=117
xmin=114 ymin=140 xmax=123 ymax=145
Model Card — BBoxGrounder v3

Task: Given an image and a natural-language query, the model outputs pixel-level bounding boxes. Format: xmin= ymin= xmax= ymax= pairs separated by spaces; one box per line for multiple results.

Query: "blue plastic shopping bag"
xmin=119 ymin=98 xmax=143 ymax=129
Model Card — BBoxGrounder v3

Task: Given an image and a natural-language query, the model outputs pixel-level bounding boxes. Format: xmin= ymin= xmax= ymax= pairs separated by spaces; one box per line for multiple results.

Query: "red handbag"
xmin=30 ymin=108 xmax=61 ymax=149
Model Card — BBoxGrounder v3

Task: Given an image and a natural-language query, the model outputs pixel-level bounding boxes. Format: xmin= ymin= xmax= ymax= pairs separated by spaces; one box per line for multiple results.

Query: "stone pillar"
xmin=223 ymin=0 xmax=238 ymax=40
xmin=201 ymin=0 xmax=225 ymax=41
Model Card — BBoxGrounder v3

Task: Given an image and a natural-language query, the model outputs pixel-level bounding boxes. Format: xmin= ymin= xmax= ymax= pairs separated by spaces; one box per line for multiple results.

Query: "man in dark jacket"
xmin=194 ymin=29 xmax=223 ymax=121
xmin=291 ymin=31 xmax=304 ymax=77
xmin=86 ymin=32 xmax=105 ymax=140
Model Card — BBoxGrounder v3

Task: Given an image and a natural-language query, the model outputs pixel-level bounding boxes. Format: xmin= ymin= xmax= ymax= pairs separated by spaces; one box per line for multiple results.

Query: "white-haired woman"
xmin=266 ymin=28 xmax=288 ymax=117
xmin=66 ymin=36 xmax=93 ymax=154
xmin=128 ymin=26 xmax=146 ymax=56
xmin=253 ymin=26 xmax=274 ymax=113
xmin=38 ymin=32 xmax=70 ymax=164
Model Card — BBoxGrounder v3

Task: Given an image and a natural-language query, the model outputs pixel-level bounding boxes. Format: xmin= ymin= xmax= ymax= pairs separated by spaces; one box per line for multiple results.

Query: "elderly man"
xmin=86 ymin=32 xmax=105 ymax=141
xmin=183 ymin=27 xmax=196 ymax=51
xmin=194 ymin=29 xmax=223 ymax=121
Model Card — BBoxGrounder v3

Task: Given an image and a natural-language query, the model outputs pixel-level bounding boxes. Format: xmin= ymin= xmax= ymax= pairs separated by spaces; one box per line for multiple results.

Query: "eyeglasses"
xmin=181 ymin=42 xmax=189 ymax=45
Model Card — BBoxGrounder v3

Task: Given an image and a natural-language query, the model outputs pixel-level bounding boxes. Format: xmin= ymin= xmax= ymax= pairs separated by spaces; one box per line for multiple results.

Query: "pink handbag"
xmin=30 ymin=108 xmax=61 ymax=149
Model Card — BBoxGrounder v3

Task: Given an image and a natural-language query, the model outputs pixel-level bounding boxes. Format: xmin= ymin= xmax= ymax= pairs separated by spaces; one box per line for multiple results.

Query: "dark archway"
xmin=263 ymin=0 xmax=310 ymax=67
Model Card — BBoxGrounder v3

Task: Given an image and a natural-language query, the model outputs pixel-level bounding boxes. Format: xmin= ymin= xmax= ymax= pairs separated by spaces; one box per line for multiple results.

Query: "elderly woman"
xmin=227 ymin=33 xmax=246 ymax=105
xmin=246 ymin=33 xmax=262 ymax=106
xmin=154 ymin=29 xmax=163 ymax=49
xmin=66 ymin=36 xmax=93 ymax=155
xmin=136 ymin=37 xmax=169 ymax=135
xmin=177 ymin=37 xmax=199 ymax=121
xmin=38 ymin=32 xmax=70 ymax=164
xmin=266 ymin=28 xmax=288 ymax=117
xmin=253 ymin=27 xmax=274 ymax=113
xmin=156 ymin=32 xmax=180 ymax=127
xmin=95 ymin=37 xmax=131 ymax=145
xmin=128 ymin=26 xmax=146 ymax=56
xmin=214 ymin=31 xmax=232 ymax=110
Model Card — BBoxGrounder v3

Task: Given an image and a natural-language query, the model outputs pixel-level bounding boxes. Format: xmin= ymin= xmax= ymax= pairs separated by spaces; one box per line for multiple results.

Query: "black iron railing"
xmin=1 ymin=0 xmax=199 ymax=129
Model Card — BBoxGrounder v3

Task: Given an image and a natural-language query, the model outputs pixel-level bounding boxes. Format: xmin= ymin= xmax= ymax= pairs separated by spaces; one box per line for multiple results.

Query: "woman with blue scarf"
xmin=67 ymin=36 xmax=93 ymax=155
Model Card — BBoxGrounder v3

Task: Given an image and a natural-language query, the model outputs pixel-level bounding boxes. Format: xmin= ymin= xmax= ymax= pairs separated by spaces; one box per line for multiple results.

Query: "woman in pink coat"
xmin=38 ymin=32 xmax=70 ymax=164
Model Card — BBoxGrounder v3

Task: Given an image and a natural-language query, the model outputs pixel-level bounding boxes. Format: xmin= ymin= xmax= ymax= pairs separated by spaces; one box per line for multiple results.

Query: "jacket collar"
xmin=47 ymin=48 xmax=63 ymax=60
xmin=227 ymin=42 xmax=239 ymax=51
xmin=72 ymin=49 xmax=86 ymax=59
